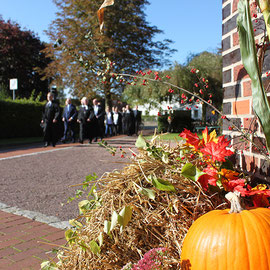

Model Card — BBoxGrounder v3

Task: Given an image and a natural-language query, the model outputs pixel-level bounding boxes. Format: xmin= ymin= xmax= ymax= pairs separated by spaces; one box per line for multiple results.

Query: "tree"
xmin=0 ymin=17 xmax=51 ymax=100
xmin=123 ymin=51 xmax=223 ymax=123
xmin=42 ymin=0 xmax=175 ymax=104
xmin=187 ymin=51 xmax=223 ymax=123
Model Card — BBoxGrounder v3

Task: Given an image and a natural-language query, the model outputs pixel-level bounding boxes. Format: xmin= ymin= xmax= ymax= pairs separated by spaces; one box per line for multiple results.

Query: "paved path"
xmin=0 ymin=211 xmax=65 ymax=270
xmin=0 ymin=135 xmax=141 ymax=270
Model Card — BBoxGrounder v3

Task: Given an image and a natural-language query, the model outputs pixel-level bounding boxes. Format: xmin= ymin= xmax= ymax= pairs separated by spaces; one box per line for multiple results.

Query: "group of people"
xmin=41 ymin=92 xmax=142 ymax=147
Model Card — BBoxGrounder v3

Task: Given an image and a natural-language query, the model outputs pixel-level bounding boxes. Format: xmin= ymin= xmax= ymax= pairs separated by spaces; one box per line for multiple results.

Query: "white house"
xmin=138 ymin=101 xmax=203 ymax=120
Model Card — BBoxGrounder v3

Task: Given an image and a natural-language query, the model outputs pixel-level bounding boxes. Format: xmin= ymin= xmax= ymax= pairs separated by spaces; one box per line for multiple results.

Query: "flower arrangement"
xmin=179 ymin=127 xmax=270 ymax=207
xmin=121 ymin=248 xmax=168 ymax=270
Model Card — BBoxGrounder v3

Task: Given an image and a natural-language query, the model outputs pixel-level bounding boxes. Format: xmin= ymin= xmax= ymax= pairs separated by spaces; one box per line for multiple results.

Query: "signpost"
xmin=9 ymin=78 xmax=18 ymax=100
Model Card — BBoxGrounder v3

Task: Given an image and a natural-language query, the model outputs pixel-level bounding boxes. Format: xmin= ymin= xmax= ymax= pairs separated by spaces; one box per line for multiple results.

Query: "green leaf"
xmin=85 ymin=173 xmax=97 ymax=183
xmin=118 ymin=206 xmax=132 ymax=228
xmin=104 ymin=220 xmax=111 ymax=234
xmin=78 ymin=200 xmax=91 ymax=214
xmin=75 ymin=189 xmax=83 ymax=198
xmin=67 ymin=196 xmax=75 ymax=203
xmin=161 ymin=152 xmax=169 ymax=164
xmin=41 ymin=261 xmax=58 ymax=270
xmin=135 ymin=134 xmax=147 ymax=149
xmin=150 ymin=175 xmax=176 ymax=192
xmin=181 ymin=163 xmax=205 ymax=181
xmin=98 ymin=232 xmax=103 ymax=247
xmin=65 ymin=229 xmax=77 ymax=245
xmin=87 ymin=184 xmax=97 ymax=198
xmin=110 ymin=211 xmax=119 ymax=231
xmin=138 ymin=187 xmax=156 ymax=200
xmin=89 ymin=240 xmax=101 ymax=255
xmin=69 ymin=219 xmax=83 ymax=229
xmin=92 ymin=189 xmax=99 ymax=201
xmin=237 ymin=0 xmax=270 ymax=150
xmin=78 ymin=240 xmax=89 ymax=252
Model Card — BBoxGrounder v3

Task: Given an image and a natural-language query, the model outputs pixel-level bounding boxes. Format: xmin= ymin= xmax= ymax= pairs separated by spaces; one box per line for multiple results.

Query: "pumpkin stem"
xmin=225 ymin=191 xmax=244 ymax=213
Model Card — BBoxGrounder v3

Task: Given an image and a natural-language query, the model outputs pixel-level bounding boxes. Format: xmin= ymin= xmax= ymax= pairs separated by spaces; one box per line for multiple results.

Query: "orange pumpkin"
xmin=180 ymin=192 xmax=270 ymax=270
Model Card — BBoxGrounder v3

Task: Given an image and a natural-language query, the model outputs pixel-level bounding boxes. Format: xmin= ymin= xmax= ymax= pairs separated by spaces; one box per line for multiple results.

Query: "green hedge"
xmin=157 ymin=110 xmax=193 ymax=133
xmin=0 ymin=99 xmax=47 ymax=139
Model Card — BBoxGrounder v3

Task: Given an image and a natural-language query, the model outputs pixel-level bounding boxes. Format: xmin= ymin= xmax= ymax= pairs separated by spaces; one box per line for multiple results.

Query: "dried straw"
xmin=56 ymin=139 xmax=227 ymax=269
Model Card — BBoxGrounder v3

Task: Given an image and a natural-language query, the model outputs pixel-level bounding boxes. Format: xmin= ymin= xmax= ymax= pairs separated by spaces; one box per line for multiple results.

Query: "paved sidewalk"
xmin=0 ymin=211 xmax=65 ymax=270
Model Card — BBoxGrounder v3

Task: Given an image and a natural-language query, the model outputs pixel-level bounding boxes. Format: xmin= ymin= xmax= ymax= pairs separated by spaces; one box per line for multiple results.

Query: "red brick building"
xmin=222 ymin=0 xmax=270 ymax=182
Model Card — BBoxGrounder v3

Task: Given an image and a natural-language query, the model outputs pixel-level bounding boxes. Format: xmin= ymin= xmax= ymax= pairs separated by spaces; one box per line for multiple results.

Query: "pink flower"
xmin=131 ymin=248 xmax=167 ymax=270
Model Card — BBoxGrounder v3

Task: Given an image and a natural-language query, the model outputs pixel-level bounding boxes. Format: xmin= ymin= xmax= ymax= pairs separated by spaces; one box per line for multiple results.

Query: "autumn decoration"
xmin=181 ymin=191 xmax=270 ymax=270
xmin=41 ymin=127 xmax=270 ymax=269
xmin=40 ymin=0 xmax=270 ymax=269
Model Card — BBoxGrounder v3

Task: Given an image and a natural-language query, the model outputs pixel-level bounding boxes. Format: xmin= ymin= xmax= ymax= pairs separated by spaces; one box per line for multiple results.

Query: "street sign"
xmin=10 ymin=78 xmax=18 ymax=90
xmin=9 ymin=78 xmax=18 ymax=100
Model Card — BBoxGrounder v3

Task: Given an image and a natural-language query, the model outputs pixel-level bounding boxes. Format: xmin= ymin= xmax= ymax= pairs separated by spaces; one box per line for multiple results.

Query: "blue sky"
xmin=0 ymin=0 xmax=221 ymax=65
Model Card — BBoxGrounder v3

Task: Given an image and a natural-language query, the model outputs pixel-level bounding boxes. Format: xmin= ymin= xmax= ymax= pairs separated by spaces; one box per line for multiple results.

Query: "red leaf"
xmin=252 ymin=194 xmax=270 ymax=207
xmin=179 ymin=129 xmax=201 ymax=150
xmin=200 ymin=136 xmax=233 ymax=162
xmin=197 ymin=166 xmax=218 ymax=190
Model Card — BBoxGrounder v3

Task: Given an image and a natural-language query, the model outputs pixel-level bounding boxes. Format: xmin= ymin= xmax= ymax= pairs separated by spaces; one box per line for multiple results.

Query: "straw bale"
xmin=55 ymin=140 xmax=227 ymax=269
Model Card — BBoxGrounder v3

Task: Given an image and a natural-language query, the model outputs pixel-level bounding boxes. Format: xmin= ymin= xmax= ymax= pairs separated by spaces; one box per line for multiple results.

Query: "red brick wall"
xmin=222 ymin=0 xmax=270 ymax=182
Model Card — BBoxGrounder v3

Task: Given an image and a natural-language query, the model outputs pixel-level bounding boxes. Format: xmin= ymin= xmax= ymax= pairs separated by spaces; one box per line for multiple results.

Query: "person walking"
xmin=41 ymin=92 xmax=60 ymax=147
xmin=61 ymin=98 xmax=77 ymax=143
xmin=92 ymin=98 xmax=105 ymax=141
xmin=104 ymin=106 xmax=114 ymax=137
xmin=77 ymin=97 xmax=95 ymax=144
xmin=133 ymin=105 xmax=142 ymax=135
xmin=121 ymin=106 xmax=127 ymax=134
xmin=125 ymin=104 xmax=135 ymax=136
xmin=113 ymin=106 xmax=122 ymax=135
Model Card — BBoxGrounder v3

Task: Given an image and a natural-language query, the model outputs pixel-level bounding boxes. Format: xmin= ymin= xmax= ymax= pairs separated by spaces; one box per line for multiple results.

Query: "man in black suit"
xmin=92 ymin=98 xmax=105 ymax=141
xmin=133 ymin=105 xmax=142 ymax=135
xmin=125 ymin=104 xmax=135 ymax=136
xmin=61 ymin=98 xmax=77 ymax=143
xmin=41 ymin=92 xmax=60 ymax=147
xmin=113 ymin=106 xmax=122 ymax=135
xmin=77 ymin=97 xmax=95 ymax=144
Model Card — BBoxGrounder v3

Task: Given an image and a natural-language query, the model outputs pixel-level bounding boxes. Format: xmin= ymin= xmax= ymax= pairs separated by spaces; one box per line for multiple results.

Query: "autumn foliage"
xmin=180 ymin=127 xmax=270 ymax=207
xmin=0 ymin=17 xmax=51 ymax=99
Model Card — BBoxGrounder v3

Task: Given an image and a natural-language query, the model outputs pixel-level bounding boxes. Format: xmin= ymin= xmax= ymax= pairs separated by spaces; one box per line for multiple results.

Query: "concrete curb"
xmin=0 ymin=202 xmax=70 ymax=230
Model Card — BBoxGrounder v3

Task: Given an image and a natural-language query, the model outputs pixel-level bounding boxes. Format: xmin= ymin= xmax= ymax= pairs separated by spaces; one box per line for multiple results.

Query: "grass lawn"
xmin=144 ymin=132 xmax=203 ymax=141
xmin=0 ymin=137 xmax=43 ymax=147
xmin=144 ymin=133 xmax=183 ymax=141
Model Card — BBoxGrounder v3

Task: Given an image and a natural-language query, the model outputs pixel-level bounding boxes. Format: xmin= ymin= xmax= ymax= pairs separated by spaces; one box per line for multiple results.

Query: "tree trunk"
xmin=104 ymin=83 xmax=112 ymax=108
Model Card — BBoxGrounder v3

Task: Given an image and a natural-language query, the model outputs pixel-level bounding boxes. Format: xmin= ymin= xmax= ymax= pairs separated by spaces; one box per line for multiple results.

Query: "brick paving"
xmin=0 ymin=211 xmax=66 ymax=270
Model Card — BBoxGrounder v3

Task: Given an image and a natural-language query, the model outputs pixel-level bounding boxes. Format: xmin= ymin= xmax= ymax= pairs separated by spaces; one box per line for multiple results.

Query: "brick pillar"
xmin=222 ymin=0 xmax=270 ymax=182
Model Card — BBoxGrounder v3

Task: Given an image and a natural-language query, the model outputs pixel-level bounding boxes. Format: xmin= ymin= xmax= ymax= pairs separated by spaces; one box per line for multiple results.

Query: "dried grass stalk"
xmin=56 ymin=140 xmax=227 ymax=269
